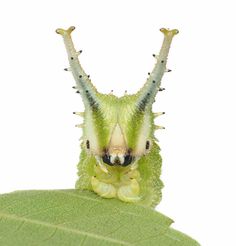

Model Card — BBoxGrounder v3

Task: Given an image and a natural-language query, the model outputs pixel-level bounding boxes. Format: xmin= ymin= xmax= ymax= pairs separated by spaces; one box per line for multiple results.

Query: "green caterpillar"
xmin=56 ymin=26 xmax=178 ymax=208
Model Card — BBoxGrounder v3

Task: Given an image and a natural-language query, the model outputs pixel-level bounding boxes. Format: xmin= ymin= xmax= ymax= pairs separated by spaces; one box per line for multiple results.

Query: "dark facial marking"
xmin=102 ymin=154 xmax=114 ymax=166
xmin=102 ymin=149 xmax=134 ymax=167
xmin=114 ymin=157 xmax=121 ymax=165
xmin=86 ymin=140 xmax=90 ymax=149
xmin=123 ymin=154 xmax=133 ymax=166
xmin=146 ymin=140 xmax=150 ymax=150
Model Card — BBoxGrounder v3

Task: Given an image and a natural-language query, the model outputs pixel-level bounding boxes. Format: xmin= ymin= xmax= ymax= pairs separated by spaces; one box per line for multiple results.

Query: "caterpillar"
xmin=56 ymin=26 xmax=178 ymax=208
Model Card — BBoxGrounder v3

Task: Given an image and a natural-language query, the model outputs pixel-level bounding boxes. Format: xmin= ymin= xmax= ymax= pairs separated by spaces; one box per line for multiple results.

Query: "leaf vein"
xmin=80 ymin=235 xmax=87 ymax=246
xmin=14 ymin=220 xmax=25 ymax=233
xmin=0 ymin=212 xmax=133 ymax=246
xmin=42 ymin=228 xmax=58 ymax=242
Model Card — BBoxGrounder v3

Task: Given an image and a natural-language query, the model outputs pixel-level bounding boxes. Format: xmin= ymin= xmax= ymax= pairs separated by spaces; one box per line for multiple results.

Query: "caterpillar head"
xmin=56 ymin=27 xmax=178 ymax=169
xmin=82 ymin=93 xmax=154 ymax=168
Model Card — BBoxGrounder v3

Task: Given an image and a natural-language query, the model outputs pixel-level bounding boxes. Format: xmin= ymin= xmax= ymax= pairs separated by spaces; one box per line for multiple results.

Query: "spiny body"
xmin=56 ymin=26 xmax=178 ymax=208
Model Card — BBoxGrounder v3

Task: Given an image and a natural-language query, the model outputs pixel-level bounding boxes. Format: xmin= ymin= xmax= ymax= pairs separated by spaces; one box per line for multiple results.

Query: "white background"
xmin=0 ymin=1 xmax=235 ymax=245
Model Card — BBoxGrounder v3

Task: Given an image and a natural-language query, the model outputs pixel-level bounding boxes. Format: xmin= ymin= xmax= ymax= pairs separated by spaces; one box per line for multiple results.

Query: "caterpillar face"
xmin=56 ymin=26 xmax=178 ymax=207
xmin=82 ymin=94 xmax=154 ymax=169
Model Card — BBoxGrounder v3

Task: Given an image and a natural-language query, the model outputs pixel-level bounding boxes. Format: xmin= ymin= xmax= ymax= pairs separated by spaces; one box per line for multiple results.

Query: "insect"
xmin=56 ymin=26 xmax=178 ymax=207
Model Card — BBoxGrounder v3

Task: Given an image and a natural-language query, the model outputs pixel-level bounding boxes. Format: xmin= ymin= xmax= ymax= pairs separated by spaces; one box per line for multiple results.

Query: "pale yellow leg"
xmin=94 ymin=163 xmax=118 ymax=184
xmin=117 ymin=178 xmax=141 ymax=203
xmin=95 ymin=157 xmax=109 ymax=174
xmin=91 ymin=176 xmax=116 ymax=198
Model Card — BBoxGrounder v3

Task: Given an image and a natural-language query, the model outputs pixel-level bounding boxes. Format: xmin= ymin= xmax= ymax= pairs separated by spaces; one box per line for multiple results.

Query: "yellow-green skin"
xmin=74 ymin=94 xmax=163 ymax=207
xmin=56 ymin=26 xmax=178 ymax=208
xmin=74 ymin=92 xmax=164 ymax=207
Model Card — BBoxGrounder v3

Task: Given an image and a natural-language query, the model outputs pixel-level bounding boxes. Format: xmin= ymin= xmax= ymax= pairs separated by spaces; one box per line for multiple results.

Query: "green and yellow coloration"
xmin=56 ymin=26 xmax=178 ymax=208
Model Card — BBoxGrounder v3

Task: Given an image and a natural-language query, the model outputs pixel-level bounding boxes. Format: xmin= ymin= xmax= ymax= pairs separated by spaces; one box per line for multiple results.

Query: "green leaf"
xmin=0 ymin=190 xmax=200 ymax=246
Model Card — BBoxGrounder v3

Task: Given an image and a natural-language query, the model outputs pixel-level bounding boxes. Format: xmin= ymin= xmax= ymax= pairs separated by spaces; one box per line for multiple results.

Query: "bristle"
xmin=75 ymin=123 xmax=84 ymax=128
xmin=73 ymin=112 xmax=84 ymax=117
xmin=154 ymin=125 xmax=165 ymax=130
xmin=154 ymin=112 xmax=165 ymax=117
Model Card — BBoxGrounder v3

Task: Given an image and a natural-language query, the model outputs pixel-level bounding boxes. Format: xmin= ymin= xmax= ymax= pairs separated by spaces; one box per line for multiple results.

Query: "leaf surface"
xmin=0 ymin=190 xmax=200 ymax=246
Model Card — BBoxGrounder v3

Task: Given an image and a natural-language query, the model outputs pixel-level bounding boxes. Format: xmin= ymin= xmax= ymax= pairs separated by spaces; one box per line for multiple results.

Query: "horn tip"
xmin=56 ymin=26 xmax=76 ymax=35
xmin=160 ymin=28 xmax=179 ymax=36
